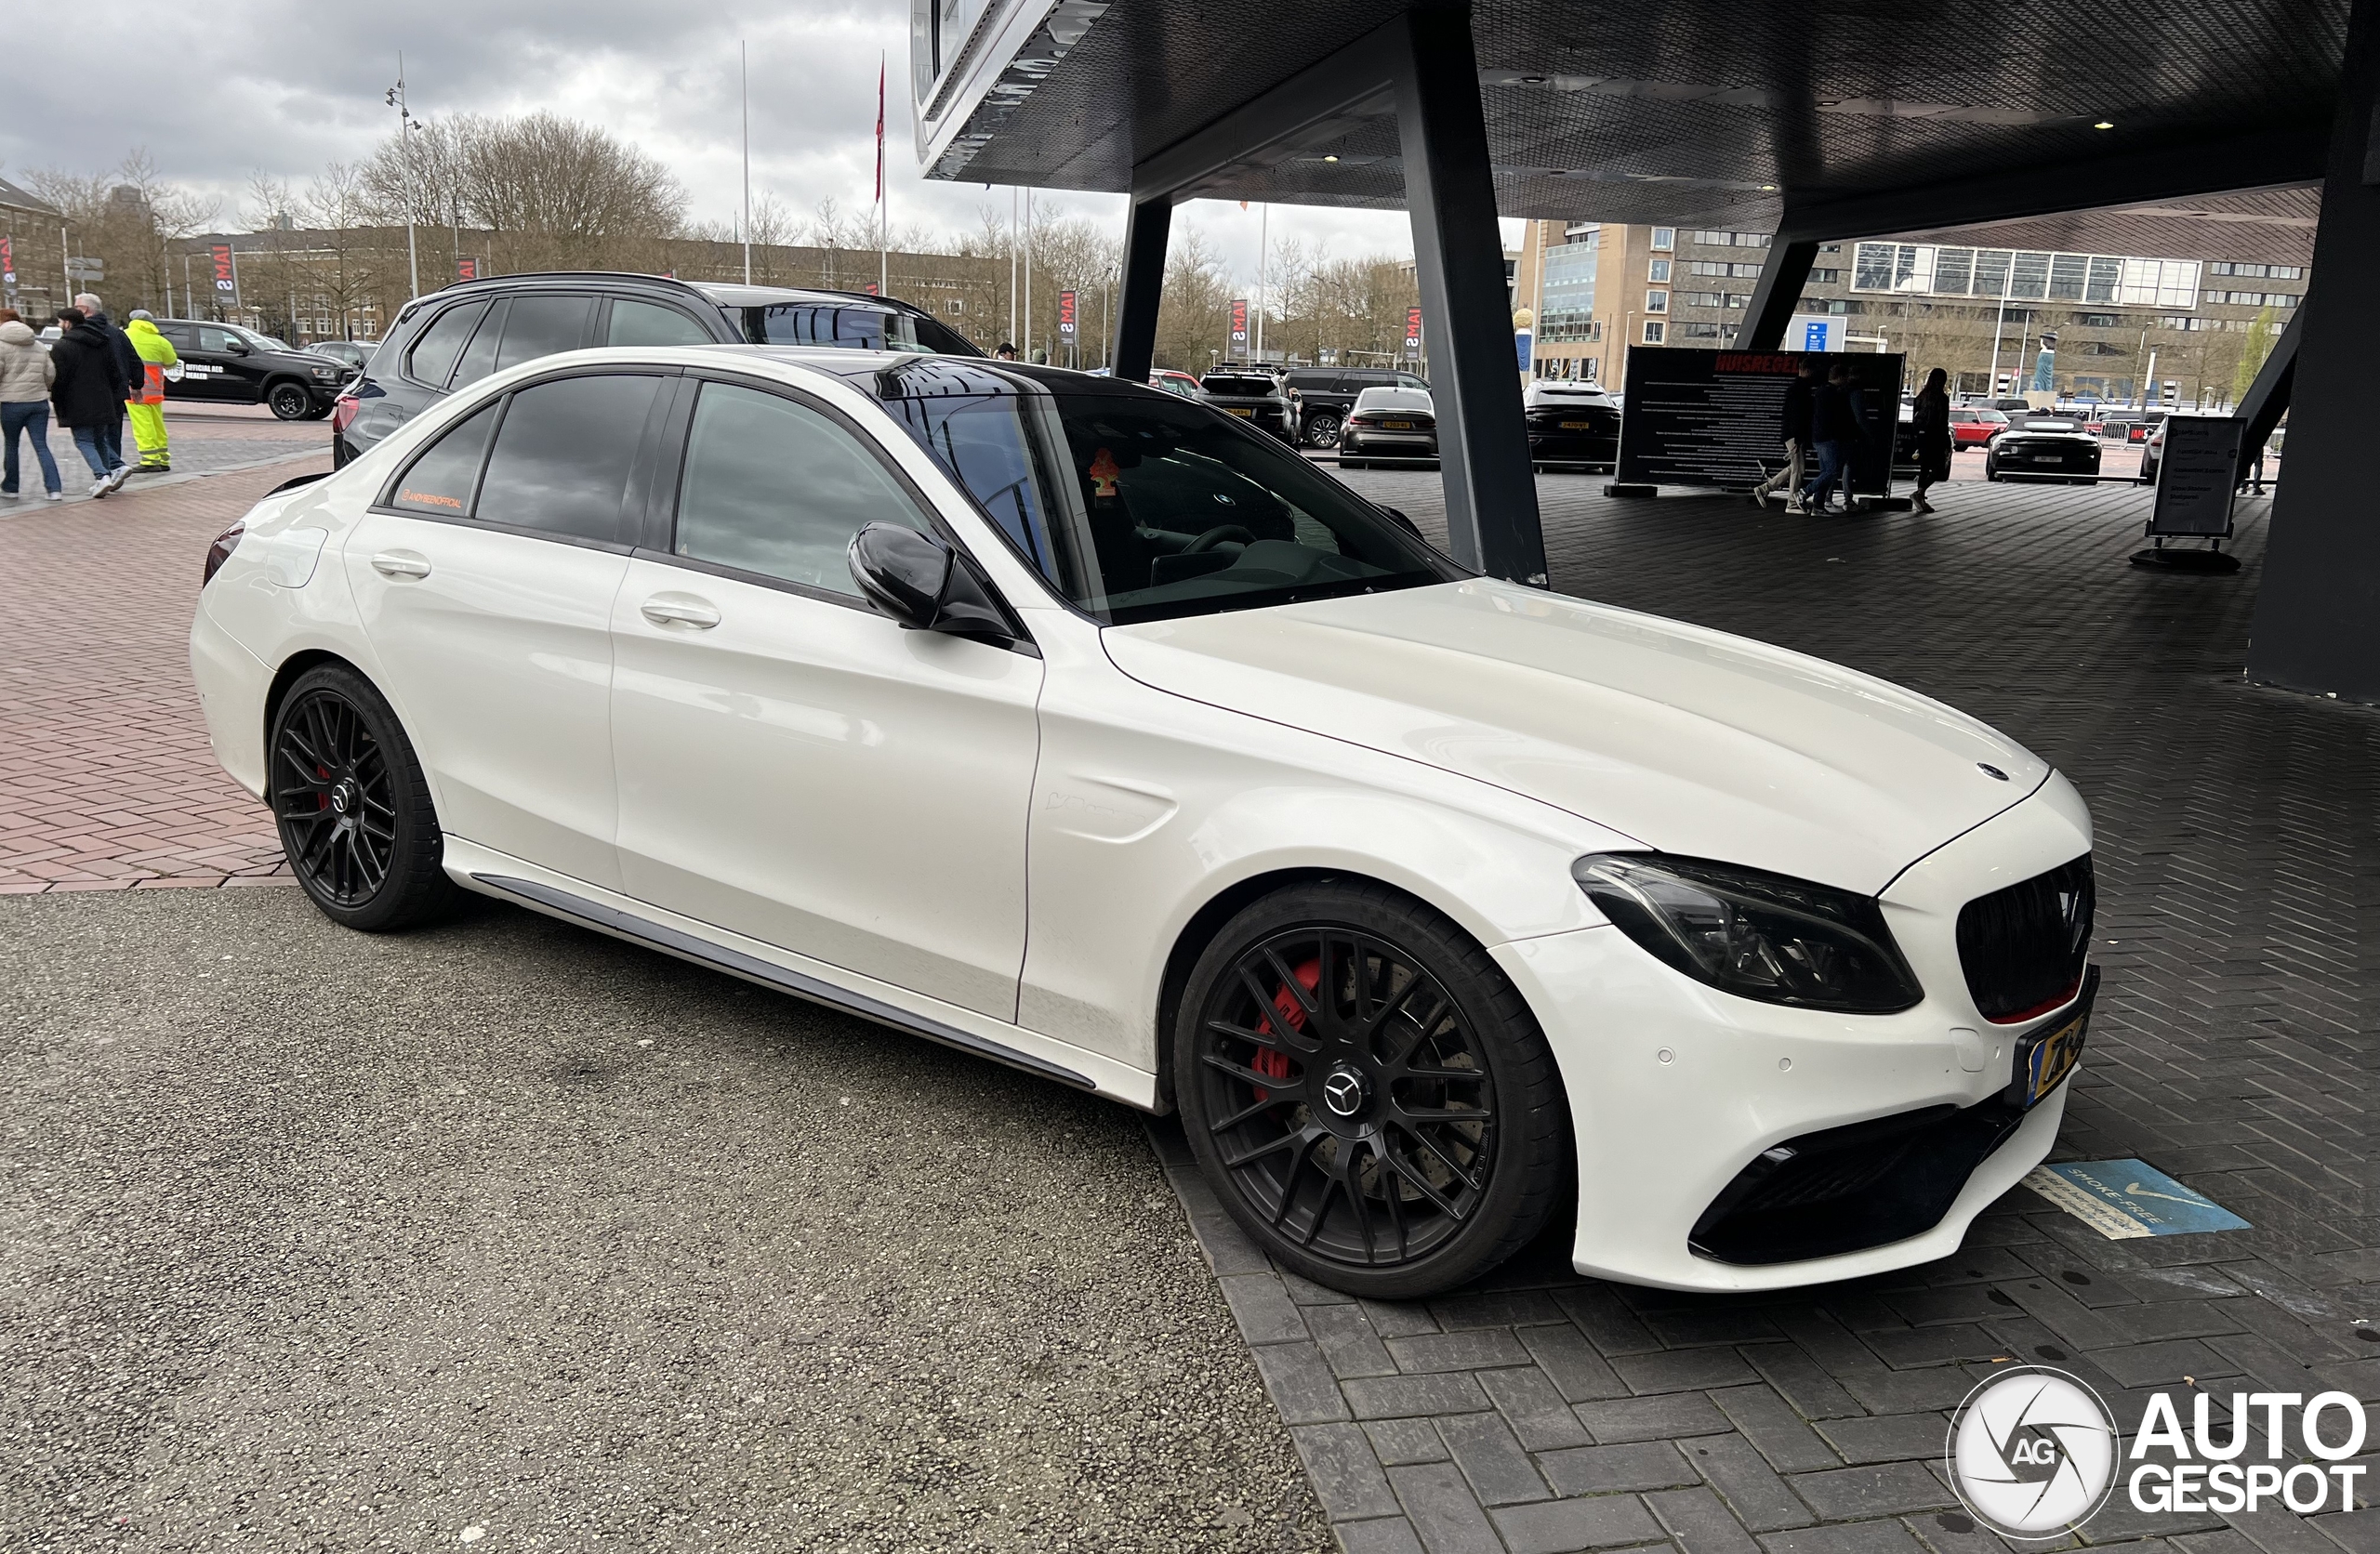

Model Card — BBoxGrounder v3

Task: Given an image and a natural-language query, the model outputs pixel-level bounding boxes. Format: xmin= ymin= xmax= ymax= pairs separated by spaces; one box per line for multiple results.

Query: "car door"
xmin=447 ymin=293 xmax=596 ymax=396
xmin=609 ymin=373 xmax=1043 ymax=1020
xmin=345 ymin=368 xmax=674 ymax=890
xmin=156 ymin=323 xmax=201 ymax=402
xmin=181 ymin=324 xmax=247 ymax=402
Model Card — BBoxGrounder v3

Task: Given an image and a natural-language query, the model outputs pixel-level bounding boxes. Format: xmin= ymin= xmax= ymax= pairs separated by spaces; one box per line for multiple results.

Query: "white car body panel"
xmin=1103 ymin=580 xmax=2045 ymax=896
xmin=190 ymin=344 xmax=2096 ymax=1293
xmin=609 ymin=556 xmax=1043 ymax=1021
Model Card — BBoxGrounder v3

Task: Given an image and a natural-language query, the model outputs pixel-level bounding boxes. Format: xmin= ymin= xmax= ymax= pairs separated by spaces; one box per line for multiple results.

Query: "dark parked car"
xmin=153 ymin=319 xmax=350 ymax=420
xmin=303 ymin=340 xmax=374 ymax=375
xmin=1522 ymin=382 xmax=1620 ymax=470
xmin=1984 ymin=418 xmax=2103 ymax=483
xmin=333 ymin=272 xmax=982 ymax=465
xmin=1281 ymin=365 xmax=1429 ymax=449
xmin=1197 ymin=369 xmax=1293 ymax=440
xmin=1337 ymin=387 xmax=1437 ymax=467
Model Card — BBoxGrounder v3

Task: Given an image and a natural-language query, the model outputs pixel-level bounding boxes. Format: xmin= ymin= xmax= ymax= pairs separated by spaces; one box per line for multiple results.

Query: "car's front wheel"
xmin=269 ymin=663 xmax=459 ymax=931
xmin=266 ymin=380 xmax=314 ymax=420
xmin=1173 ymin=881 xmax=1568 ymax=1298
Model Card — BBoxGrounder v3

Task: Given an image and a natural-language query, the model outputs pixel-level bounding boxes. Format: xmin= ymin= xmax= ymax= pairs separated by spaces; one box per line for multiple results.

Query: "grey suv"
xmin=332 ymin=272 xmax=982 ymax=465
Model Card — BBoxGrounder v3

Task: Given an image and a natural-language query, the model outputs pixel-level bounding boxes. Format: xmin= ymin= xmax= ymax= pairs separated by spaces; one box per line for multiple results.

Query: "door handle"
xmin=641 ymin=595 xmax=721 ymax=629
xmin=370 ymin=549 xmax=431 ymax=578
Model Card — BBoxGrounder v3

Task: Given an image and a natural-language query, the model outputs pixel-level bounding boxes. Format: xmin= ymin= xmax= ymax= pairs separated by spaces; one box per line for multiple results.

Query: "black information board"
xmin=2148 ymin=416 xmax=2241 ymax=538
xmin=1618 ymin=348 xmax=1905 ymax=497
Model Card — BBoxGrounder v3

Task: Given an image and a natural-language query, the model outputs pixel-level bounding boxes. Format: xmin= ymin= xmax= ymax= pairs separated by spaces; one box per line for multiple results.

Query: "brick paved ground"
xmin=1161 ymin=469 xmax=2380 ymax=1554
xmin=0 ymin=444 xmax=322 ymax=891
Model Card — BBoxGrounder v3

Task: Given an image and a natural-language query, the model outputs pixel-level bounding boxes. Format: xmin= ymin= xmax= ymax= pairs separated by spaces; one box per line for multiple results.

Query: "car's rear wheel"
xmin=1173 ymin=881 xmax=1568 ymax=1298
xmin=1302 ymin=412 xmax=1342 ymax=449
xmin=266 ymin=381 xmax=314 ymax=420
xmin=269 ymin=663 xmax=459 ymax=931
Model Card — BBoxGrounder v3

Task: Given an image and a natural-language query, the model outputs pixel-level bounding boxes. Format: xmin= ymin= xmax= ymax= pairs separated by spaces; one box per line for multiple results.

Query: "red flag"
xmin=875 ymin=58 xmax=886 ymax=205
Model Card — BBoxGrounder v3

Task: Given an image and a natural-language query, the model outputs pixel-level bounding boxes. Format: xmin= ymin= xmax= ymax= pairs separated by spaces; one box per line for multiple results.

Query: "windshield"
xmin=876 ymin=360 xmax=1455 ymax=626
xmin=237 ymin=328 xmax=291 ymax=351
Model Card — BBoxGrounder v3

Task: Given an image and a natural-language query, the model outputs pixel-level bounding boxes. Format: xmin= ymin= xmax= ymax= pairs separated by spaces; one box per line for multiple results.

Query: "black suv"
xmin=1281 ymin=365 xmax=1430 ymax=449
xmin=155 ymin=320 xmax=350 ymax=420
xmin=333 ymin=272 xmax=982 ymax=465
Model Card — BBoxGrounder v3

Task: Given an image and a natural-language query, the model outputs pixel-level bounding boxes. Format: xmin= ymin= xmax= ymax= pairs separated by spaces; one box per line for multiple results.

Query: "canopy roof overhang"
xmin=922 ymin=0 xmax=2343 ymax=240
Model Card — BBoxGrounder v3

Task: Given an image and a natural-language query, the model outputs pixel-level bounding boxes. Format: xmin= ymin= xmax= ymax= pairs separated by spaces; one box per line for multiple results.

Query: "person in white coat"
xmin=0 ymin=309 xmax=64 ymax=501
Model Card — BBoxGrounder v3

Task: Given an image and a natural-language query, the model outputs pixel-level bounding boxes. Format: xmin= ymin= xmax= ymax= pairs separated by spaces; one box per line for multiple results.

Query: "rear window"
xmin=1201 ymin=375 xmax=1275 ymax=396
xmin=1282 ymin=369 xmax=1336 ymax=389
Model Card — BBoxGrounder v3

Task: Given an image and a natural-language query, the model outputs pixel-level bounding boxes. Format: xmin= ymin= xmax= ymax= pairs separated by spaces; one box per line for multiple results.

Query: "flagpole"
xmin=1023 ymin=187 xmax=1033 ymax=360
xmin=1255 ymin=203 xmax=1267 ymax=363
xmin=1009 ymin=188 xmax=1018 ymax=347
xmin=740 ymin=40 xmax=752 ymax=285
xmin=878 ymin=52 xmax=889 ymax=297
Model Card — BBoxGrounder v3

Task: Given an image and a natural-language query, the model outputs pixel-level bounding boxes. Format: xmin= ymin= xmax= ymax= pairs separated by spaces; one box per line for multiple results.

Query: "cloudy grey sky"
xmin=0 ymin=0 xmax=1485 ymax=290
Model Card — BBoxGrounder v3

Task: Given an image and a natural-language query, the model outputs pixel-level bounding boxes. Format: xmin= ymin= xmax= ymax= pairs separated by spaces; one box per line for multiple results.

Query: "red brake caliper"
xmin=1250 ymin=959 xmax=1321 ymax=1102
xmin=315 ymin=765 xmax=331 ymax=810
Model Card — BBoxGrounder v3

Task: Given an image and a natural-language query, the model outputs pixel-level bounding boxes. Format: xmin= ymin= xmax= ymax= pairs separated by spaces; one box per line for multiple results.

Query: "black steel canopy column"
xmin=1110 ymin=196 xmax=1171 ymax=385
xmin=2248 ymin=0 xmax=2380 ymax=701
xmin=1103 ymin=6 xmax=1544 ymax=585
xmin=1735 ymin=233 xmax=1819 ymax=351
xmin=1392 ymin=7 xmax=1544 ymax=584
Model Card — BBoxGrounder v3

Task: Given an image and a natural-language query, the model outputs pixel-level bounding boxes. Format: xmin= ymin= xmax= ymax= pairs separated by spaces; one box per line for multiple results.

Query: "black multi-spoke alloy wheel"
xmin=1302 ymin=413 xmax=1342 ymax=450
xmin=269 ymin=663 xmax=458 ymax=931
xmin=267 ymin=381 xmax=314 ymax=420
xmin=1174 ymin=882 xmax=1567 ymax=1298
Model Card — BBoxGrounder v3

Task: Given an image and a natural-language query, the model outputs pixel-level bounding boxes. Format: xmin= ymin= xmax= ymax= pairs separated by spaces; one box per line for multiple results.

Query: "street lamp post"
xmin=386 ymin=57 xmax=421 ymax=299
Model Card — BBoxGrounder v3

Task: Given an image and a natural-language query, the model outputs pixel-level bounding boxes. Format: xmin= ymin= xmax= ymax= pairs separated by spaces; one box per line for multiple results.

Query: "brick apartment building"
xmin=1514 ymin=188 xmax=2313 ymax=407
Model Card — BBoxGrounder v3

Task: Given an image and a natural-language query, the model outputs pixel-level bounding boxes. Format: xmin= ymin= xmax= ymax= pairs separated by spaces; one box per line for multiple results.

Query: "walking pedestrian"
xmin=1910 ymin=367 xmax=1952 ymax=514
xmin=1751 ymin=358 xmax=1820 ymax=508
xmin=0 ymin=308 xmax=65 ymax=502
xmin=1797 ymin=362 xmax=1866 ymax=514
xmin=124 ymin=310 xmax=178 ymax=471
xmin=73 ymin=293 xmax=140 ymax=478
xmin=49 ymin=310 xmax=134 ymax=498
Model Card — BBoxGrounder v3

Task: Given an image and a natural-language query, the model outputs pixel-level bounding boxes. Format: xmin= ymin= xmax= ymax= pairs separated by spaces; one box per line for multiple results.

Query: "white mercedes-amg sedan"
xmin=191 ymin=346 xmax=2095 ymax=1297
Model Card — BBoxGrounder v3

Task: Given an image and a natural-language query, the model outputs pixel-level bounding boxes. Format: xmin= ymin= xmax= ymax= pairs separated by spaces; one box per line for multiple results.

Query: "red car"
xmin=1950 ymin=406 xmax=2009 ymax=450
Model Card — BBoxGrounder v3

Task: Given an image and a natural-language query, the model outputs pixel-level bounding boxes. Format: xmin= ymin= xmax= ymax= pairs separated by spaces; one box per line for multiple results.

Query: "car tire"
xmin=269 ymin=663 xmax=460 ymax=932
xmin=1172 ymin=880 xmax=1569 ymax=1299
xmin=266 ymin=381 xmax=314 ymax=420
xmin=1338 ymin=457 xmax=1365 ymax=469
xmin=1303 ymin=413 xmax=1342 ymax=450
xmin=301 ymin=401 xmax=334 ymax=422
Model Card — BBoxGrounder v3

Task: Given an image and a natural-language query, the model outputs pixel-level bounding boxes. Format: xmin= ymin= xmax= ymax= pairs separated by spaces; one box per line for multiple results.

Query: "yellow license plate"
xmin=2022 ymin=1005 xmax=2087 ymax=1106
xmin=1224 ymin=406 xmax=1255 ymax=416
xmin=1559 ymin=420 xmax=1593 ymax=429
xmin=1382 ymin=420 xmax=1414 ymax=429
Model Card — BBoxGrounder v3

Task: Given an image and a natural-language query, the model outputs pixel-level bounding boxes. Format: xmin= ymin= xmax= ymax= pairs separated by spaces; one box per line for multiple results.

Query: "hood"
xmin=0 ymin=321 xmax=32 ymax=347
xmin=1101 ymin=580 xmax=2047 ymax=896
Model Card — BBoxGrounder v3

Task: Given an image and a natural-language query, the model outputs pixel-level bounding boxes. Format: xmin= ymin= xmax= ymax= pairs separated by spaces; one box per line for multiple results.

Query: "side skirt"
xmin=471 ymin=870 xmax=1099 ymax=1093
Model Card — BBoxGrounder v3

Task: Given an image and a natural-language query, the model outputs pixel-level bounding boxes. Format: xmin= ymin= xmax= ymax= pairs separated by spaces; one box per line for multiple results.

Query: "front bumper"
xmin=1495 ymin=775 xmax=2092 ymax=1291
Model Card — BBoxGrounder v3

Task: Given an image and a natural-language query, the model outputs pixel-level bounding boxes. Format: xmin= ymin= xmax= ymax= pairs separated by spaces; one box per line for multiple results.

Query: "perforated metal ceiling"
xmin=933 ymin=0 xmax=2347 ymax=232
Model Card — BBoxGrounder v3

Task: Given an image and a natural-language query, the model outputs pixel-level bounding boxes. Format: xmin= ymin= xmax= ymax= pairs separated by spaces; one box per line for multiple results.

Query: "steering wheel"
xmin=1183 ymin=524 xmax=1255 ymax=554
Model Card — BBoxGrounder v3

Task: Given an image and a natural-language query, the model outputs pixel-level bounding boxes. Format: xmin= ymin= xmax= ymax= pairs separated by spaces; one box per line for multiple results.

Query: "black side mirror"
xmin=225 ymin=337 xmax=250 ymax=355
xmin=847 ymin=522 xmax=1018 ymax=644
xmin=1377 ymin=504 xmax=1423 ymax=539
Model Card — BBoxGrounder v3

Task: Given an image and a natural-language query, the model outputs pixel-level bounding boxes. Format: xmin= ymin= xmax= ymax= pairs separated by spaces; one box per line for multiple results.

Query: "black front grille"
xmin=1957 ymin=855 xmax=2094 ymax=1022
xmin=1689 ymin=1100 xmax=2029 ymax=1265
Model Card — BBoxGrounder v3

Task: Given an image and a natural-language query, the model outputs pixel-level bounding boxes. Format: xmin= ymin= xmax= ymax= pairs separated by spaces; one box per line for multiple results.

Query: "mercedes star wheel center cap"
xmin=1322 ymin=1065 xmax=1369 ymax=1118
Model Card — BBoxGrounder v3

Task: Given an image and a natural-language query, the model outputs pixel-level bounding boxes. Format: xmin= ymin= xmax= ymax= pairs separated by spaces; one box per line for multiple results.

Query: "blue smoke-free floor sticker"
xmin=2022 ymin=1160 xmax=2252 ymax=1239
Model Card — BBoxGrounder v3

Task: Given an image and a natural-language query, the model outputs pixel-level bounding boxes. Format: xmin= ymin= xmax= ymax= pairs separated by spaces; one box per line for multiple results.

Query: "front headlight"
xmin=309 ymin=365 xmax=337 ymax=380
xmin=1573 ymin=854 xmax=1922 ymax=1013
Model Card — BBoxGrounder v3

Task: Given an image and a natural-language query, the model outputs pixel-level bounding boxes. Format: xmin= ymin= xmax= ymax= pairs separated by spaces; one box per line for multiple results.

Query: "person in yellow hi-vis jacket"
xmin=125 ymin=311 xmax=177 ymax=471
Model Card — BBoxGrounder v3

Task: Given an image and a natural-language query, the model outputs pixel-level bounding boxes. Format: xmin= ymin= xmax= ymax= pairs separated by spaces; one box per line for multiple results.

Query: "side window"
xmin=159 ymin=324 xmax=196 ymax=351
xmin=1397 ymin=375 xmax=1426 ymax=389
xmin=390 ymin=402 xmax=498 ymax=517
xmin=673 ymin=380 xmax=922 ymax=596
xmin=197 ymin=326 xmax=239 ymax=353
xmin=474 ymin=375 xmax=663 ymax=545
xmin=405 ymin=302 xmax=487 ymax=387
xmin=608 ymin=298 xmax=716 ymax=348
xmin=448 ymin=300 xmax=505 ymax=390
xmin=495 ymin=295 xmax=592 ymax=371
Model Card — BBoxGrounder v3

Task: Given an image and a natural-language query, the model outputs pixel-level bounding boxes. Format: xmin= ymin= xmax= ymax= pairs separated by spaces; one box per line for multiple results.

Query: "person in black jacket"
xmin=1910 ymin=367 xmax=1952 ymax=513
xmin=49 ymin=311 xmax=133 ymax=497
xmin=74 ymin=294 xmax=139 ymax=479
xmin=1796 ymin=362 xmax=1867 ymax=514
xmin=1751 ymin=358 xmax=1820 ymax=508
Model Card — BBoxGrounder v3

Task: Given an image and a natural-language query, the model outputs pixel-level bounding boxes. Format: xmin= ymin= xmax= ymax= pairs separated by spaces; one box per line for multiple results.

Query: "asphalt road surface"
xmin=1 ymin=888 xmax=1331 ymax=1553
